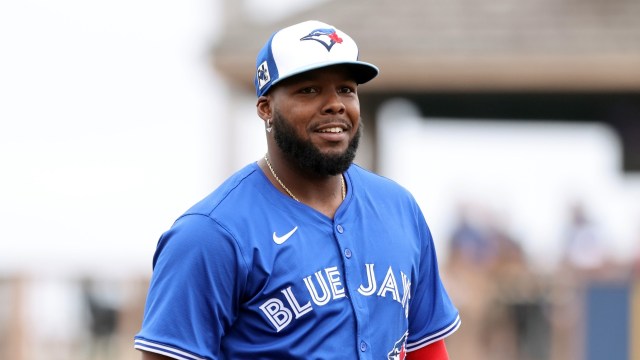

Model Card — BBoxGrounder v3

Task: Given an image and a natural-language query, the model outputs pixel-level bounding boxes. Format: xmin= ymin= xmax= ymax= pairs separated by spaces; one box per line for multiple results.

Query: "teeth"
xmin=319 ymin=127 xmax=343 ymax=133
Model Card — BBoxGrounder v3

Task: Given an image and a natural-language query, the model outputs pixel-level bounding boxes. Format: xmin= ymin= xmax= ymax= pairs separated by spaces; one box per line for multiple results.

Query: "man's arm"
xmin=406 ymin=339 xmax=449 ymax=360
xmin=141 ymin=351 xmax=174 ymax=360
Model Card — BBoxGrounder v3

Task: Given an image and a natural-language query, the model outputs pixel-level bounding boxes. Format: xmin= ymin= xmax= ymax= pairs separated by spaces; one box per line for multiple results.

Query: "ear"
xmin=256 ymin=95 xmax=272 ymax=122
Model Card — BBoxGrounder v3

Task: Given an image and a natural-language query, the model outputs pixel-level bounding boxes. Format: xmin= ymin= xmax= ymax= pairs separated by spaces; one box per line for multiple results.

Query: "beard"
xmin=272 ymin=111 xmax=361 ymax=176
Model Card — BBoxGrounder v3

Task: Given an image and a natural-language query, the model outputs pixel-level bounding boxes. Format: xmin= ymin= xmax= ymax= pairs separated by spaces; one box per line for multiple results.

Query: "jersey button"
xmin=360 ymin=341 xmax=367 ymax=352
xmin=336 ymin=224 xmax=344 ymax=233
xmin=344 ymin=248 xmax=352 ymax=258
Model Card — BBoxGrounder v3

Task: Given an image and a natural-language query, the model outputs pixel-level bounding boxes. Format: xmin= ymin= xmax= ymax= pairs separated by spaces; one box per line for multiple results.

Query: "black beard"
xmin=272 ymin=111 xmax=361 ymax=176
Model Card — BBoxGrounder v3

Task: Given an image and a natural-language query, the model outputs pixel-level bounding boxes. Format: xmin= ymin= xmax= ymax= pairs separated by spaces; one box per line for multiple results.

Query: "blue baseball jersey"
xmin=134 ymin=162 xmax=460 ymax=359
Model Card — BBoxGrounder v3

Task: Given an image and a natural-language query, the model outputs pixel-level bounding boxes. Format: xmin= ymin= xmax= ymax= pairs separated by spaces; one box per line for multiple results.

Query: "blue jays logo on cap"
xmin=387 ymin=331 xmax=408 ymax=360
xmin=300 ymin=28 xmax=343 ymax=51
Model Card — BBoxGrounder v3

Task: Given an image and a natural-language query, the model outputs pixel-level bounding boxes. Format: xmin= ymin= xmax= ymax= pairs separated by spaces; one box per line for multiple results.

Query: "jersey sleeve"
xmin=406 ymin=207 xmax=461 ymax=352
xmin=134 ymin=214 xmax=248 ymax=360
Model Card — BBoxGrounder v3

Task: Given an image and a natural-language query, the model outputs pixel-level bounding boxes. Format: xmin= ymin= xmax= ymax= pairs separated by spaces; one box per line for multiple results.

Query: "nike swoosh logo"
xmin=272 ymin=226 xmax=298 ymax=245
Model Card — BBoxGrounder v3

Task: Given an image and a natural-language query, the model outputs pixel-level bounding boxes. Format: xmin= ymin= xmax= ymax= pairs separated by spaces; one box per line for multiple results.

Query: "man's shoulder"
xmin=183 ymin=163 xmax=263 ymax=218
xmin=349 ymin=164 xmax=412 ymax=196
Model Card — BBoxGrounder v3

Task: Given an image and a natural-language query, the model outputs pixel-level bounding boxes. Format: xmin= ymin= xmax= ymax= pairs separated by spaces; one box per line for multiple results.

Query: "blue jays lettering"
xmin=259 ymin=263 xmax=411 ymax=332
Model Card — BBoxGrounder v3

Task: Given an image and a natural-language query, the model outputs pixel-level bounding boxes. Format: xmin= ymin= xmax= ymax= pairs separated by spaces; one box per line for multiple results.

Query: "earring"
xmin=266 ymin=118 xmax=273 ymax=133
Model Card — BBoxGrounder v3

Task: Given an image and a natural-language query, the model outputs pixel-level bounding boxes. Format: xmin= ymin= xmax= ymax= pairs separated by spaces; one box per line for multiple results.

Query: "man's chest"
xmin=240 ymin=217 xmax=420 ymax=333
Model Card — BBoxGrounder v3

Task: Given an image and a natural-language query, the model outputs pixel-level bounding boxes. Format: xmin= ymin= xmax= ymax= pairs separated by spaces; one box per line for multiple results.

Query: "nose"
xmin=321 ymin=91 xmax=346 ymax=115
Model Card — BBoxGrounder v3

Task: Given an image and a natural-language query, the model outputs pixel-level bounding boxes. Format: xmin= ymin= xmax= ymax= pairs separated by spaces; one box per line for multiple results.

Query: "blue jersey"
xmin=134 ymin=162 xmax=460 ymax=359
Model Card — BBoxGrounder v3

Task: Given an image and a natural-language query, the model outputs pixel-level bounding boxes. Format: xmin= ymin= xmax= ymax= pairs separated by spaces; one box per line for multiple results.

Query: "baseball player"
xmin=134 ymin=20 xmax=460 ymax=360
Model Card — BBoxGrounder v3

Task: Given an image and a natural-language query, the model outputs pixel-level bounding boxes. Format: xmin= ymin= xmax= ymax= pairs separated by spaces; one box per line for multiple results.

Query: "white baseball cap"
xmin=255 ymin=20 xmax=379 ymax=97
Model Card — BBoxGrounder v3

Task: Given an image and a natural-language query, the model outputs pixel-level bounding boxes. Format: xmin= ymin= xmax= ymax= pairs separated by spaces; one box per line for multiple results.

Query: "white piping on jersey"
xmin=405 ymin=314 xmax=461 ymax=351
xmin=134 ymin=339 xmax=205 ymax=360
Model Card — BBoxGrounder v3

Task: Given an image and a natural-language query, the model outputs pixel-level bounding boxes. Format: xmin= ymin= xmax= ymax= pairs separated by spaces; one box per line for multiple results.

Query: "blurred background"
xmin=1 ymin=0 xmax=639 ymax=359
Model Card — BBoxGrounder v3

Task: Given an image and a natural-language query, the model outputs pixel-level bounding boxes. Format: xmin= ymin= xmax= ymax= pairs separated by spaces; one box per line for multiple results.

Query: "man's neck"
xmin=260 ymin=156 xmax=347 ymax=218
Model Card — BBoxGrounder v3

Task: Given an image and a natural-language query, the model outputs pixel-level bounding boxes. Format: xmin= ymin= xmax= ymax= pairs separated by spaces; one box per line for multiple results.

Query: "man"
xmin=134 ymin=20 xmax=460 ymax=360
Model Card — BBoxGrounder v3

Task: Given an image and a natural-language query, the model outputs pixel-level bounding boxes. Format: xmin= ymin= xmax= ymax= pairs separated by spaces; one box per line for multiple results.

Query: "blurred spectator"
xmin=445 ymin=204 xmax=551 ymax=360
xmin=81 ymin=278 xmax=119 ymax=360
xmin=447 ymin=205 xmax=498 ymax=269
xmin=562 ymin=203 xmax=608 ymax=274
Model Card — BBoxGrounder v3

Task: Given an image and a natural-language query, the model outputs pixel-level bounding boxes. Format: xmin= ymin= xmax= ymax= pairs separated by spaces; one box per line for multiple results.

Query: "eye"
xmin=339 ymin=85 xmax=357 ymax=94
xmin=299 ymin=87 xmax=317 ymax=94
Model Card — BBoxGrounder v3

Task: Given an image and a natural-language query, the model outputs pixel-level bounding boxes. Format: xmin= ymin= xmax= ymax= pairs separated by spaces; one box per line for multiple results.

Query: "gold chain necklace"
xmin=264 ymin=154 xmax=345 ymax=202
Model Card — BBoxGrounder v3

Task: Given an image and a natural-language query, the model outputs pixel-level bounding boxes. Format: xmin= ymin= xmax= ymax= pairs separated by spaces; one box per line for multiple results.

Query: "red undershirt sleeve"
xmin=405 ymin=339 xmax=449 ymax=360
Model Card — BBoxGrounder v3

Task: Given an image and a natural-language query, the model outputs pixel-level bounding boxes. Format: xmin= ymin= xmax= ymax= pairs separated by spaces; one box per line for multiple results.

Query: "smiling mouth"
xmin=317 ymin=127 xmax=344 ymax=133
